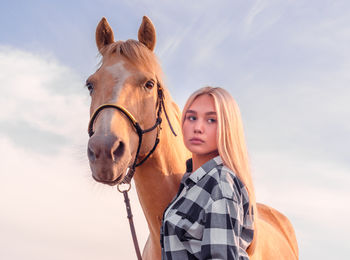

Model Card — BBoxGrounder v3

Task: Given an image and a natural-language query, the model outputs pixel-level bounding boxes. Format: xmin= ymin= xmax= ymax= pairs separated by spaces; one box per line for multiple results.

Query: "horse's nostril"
xmin=87 ymin=145 xmax=96 ymax=162
xmin=113 ymin=141 xmax=125 ymax=162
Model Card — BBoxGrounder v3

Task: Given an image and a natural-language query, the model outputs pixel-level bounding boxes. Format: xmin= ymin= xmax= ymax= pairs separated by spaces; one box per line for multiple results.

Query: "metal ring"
xmin=117 ymin=182 xmax=131 ymax=193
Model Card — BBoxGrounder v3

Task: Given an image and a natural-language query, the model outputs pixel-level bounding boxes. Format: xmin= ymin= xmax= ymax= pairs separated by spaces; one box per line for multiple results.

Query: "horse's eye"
xmin=86 ymin=81 xmax=94 ymax=95
xmin=145 ymin=80 xmax=155 ymax=90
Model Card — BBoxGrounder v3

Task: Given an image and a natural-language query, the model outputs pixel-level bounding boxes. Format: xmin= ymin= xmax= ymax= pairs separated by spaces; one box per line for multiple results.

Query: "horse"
xmin=86 ymin=16 xmax=299 ymax=260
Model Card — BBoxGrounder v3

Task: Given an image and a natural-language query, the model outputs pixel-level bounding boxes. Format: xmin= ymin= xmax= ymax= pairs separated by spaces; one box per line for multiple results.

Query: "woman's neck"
xmin=191 ymin=150 xmax=219 ymax=172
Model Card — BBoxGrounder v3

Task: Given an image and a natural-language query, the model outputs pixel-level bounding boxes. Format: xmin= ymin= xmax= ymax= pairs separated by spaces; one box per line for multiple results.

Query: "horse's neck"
xmin=133 ymin=100 xmax=190 ymax=239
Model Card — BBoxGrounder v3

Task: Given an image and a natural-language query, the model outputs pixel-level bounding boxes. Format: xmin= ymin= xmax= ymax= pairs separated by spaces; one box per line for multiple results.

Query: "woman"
xmin=160 ymin=87 xmax=257 ymax=259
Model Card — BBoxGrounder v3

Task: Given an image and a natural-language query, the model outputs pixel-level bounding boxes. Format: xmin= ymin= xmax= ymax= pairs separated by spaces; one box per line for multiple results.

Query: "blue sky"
xmin=1 ymin=1 xmax=349 ymax=259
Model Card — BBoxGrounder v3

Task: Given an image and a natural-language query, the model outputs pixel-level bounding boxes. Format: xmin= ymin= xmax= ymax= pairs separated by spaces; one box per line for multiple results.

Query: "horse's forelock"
xmin=100 ymin=40 xmax=163 ymax=80
xmin=98 ymin=39 xmax=170 ymax=106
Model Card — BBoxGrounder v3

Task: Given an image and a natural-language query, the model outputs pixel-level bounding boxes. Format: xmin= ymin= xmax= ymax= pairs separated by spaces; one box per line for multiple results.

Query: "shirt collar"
xmin=184 ymin=155 xmax=223 ymax=186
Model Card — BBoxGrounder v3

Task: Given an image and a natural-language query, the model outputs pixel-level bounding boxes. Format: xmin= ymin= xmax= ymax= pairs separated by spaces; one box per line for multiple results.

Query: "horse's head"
xmin=86 ymin=16 xmax=163 ymax=185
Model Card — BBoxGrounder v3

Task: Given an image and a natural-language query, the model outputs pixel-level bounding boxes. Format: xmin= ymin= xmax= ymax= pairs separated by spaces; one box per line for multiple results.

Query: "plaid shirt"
xmin=160 ymin=156 xmax=254 ymax=259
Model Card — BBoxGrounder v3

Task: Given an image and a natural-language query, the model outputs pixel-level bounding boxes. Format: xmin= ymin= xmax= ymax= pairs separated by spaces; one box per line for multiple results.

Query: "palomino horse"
xmin=86 ymin=16 xmax=299 ymax=260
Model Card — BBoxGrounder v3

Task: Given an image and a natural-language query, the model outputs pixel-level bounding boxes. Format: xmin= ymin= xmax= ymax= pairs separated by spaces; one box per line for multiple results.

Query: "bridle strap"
xmin=88 ymin=104 xmax=142 ymax=137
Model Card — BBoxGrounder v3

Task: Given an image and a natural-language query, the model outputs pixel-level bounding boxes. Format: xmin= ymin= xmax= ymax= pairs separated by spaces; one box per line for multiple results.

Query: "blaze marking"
xmin=99 ymin=61 xmax=132 ymax=133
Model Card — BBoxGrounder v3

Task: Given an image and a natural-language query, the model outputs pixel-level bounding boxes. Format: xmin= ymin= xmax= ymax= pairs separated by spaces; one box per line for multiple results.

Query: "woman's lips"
xmin=189 ymin=137 xmax=204 ymax=144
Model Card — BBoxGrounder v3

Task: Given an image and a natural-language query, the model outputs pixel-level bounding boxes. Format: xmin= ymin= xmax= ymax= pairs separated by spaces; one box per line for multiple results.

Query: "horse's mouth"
xmin=92 ymin=174 xmax=124 ymax=186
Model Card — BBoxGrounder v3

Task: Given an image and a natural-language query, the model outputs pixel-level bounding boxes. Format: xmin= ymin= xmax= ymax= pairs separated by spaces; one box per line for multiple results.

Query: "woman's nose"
xmin=194 ymin=119 xmax=204 ymax=133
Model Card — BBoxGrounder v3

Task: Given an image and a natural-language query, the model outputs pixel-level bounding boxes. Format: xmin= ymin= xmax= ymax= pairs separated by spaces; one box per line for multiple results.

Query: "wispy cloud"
xmin=243 ymin=0 xmax=286 ymax=38
xmin=244 ymin=0 xmax=268 ymax=31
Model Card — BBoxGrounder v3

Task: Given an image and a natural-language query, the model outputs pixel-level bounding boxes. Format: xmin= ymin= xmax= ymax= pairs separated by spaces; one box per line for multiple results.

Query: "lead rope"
xmin=118 ymin=180 xmax=142 ymax=260
xmin=115 ymin=87 xmax=163 ymax=260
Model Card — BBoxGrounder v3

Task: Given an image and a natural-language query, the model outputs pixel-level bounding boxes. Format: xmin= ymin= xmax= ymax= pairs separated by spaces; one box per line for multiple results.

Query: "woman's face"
xmin=182 ymin=94 xmax=218 ymax=156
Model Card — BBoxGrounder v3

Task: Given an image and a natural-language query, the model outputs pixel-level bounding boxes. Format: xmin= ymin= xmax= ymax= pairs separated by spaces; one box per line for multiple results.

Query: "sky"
xmin=1 ymin=0 xmax=349 ymax=259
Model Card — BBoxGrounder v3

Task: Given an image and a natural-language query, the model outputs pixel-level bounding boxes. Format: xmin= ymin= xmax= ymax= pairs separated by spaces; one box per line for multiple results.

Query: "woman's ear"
xmin=96 ymin=17 xmax=115 ymax=53
xmin=138 ymin=16 xmax=156 ymax=51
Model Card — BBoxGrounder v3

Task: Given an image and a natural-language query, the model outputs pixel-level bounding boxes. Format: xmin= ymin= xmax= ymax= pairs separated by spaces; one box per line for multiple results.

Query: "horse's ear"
xmin=96 ymin=17 xmax=115 ymax=53
xmin=138 ymin=16 xmax=156 ymax=51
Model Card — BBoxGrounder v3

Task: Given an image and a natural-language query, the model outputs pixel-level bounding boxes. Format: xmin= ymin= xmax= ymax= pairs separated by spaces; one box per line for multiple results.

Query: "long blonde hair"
xmin=181 ymin=86 xmax=257 ymax=253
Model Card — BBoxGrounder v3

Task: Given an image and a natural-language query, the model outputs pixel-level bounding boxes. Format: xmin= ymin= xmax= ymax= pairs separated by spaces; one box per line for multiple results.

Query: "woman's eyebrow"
xmin=205 ymin=111 xmax=217 ymax=115
xmin=186 ymin=110 xmax=216 ymax=115
xmin=186 ymin=110 xmax=197 ymax=114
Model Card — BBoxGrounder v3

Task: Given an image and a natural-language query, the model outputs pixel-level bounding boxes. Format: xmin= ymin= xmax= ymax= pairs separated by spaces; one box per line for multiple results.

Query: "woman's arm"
xmin=200 ymin=197 xmax=249 ymax=260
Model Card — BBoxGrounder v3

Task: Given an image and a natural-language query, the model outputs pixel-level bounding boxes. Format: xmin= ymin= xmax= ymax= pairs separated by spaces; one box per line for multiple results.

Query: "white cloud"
xmin=0 ymin=47 xmax=148 ymax=259
xmin=0 ymin=136 xmax=149 ymax=260
xmin=0 ymin=46 xmax=89 ymax=139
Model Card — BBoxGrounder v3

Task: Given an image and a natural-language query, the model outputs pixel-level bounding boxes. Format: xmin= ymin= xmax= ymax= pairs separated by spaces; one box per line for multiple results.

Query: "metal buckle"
xmin=117 ymin=182 xmax=131 ymax=193
xmin=117 ymin=168 xmax=132 ymax=193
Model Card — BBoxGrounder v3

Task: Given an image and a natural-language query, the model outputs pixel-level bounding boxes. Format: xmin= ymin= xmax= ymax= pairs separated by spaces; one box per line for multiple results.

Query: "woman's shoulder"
xmin=207 ymin=164 xmax=247 ymax=202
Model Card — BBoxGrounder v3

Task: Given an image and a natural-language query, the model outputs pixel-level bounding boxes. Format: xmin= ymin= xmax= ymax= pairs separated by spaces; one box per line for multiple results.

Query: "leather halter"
xmin=88 ymin=83 xmax=176 ymax=184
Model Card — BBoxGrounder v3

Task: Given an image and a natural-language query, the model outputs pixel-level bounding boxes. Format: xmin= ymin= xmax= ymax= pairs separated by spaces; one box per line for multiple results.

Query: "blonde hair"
xmin=181 ymin=86 xmax=257 ymax=253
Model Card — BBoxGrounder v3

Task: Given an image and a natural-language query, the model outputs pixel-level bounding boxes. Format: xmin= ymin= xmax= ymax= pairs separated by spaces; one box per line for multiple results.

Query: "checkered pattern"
xmin=160 ymin=156 xmax=254 ymax=259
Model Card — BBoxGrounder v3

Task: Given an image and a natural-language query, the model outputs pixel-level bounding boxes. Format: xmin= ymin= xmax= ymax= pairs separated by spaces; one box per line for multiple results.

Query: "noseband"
xmin=88 ymin=83 xmax=177 ymax=184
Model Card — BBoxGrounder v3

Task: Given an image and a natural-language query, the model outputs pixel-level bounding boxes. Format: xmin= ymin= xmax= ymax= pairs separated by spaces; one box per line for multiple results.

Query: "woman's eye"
xmin=86 ymin=82 xmax=94 ymax=95
xmin=187 ymin=116 xmax=196 ymax=121
xmin=145 ymin=80 xmax=155 ymax=90
xmin=208 ymin=118 xmax=216 ymax=123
